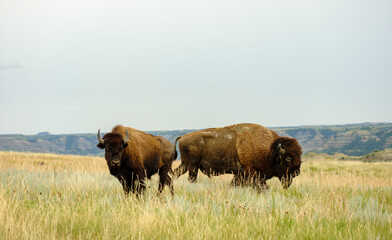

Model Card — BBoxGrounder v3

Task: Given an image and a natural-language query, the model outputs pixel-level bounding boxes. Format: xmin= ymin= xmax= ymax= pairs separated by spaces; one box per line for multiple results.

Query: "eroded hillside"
xmin=1 ymin=123 xmax=391 ymax=156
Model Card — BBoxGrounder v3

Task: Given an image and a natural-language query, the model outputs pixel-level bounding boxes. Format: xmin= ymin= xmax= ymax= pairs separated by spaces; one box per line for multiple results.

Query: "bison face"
xmin=97 ymin=129 xmax=129 ymax=175
xmin=269 ymin=137 xmax=302 ymax=189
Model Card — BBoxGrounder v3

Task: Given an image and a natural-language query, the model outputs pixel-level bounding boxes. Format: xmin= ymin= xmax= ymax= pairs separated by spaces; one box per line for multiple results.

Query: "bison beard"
xmin=97 ymin=125 xmax=177 ymax=196
xmin=173 ymin=123 xmax=302 ymax=191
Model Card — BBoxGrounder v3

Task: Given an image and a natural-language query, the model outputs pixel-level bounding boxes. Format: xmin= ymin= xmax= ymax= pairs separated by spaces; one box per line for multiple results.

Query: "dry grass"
xmin=0 ymin=151 xmax=106 ymax=173
xmin=0 ymin=151 xmax=391 ymax=239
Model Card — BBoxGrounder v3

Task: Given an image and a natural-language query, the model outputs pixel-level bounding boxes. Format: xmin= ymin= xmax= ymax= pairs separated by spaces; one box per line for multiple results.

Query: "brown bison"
xmin=173 ymin=123 xmax=302 ymax=190
xmin=97 ymin=125 xmax=176 ymax=195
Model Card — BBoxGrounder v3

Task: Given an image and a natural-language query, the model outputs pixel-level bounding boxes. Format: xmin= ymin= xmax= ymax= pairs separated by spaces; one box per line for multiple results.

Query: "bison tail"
xmin=173 ymin=136 xmax=182 ymax=160
xmin=174 ymin=150 xmax=178 ymax=161
xmin=174 ymin=136 xmax=181 ymax=148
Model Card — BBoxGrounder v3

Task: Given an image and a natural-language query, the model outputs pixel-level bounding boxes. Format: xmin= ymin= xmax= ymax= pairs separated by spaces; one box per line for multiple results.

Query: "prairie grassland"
xmin=0 ymin=151 xmax=391 ymax=240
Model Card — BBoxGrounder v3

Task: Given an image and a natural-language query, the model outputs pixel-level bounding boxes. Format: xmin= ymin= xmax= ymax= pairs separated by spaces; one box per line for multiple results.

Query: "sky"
xmin=1 ymin=0 xmax=391 ymax=134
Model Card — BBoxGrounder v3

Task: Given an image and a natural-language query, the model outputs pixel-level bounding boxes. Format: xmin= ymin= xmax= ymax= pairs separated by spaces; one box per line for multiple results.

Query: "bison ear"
xmin=97 ymin=143 xmax=105 ymax=149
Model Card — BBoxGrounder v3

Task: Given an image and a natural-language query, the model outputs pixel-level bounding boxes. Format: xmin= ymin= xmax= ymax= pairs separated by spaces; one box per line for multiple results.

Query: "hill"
xmin=0 ymin=122 xmax=391 ymax=156
xmin=302 ymin=149 xmax=392 ymax=162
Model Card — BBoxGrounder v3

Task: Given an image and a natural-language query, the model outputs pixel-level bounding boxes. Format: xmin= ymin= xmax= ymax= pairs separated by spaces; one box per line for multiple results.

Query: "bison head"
xmin=97 ymin=129 xmax=129 ymax=175
xmin=269 ymin=137 xmax=302 ymax=189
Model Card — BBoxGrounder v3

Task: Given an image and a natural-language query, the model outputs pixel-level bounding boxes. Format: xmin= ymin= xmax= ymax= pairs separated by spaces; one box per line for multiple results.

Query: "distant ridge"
xmin=0 ymin=122 xmax=391 ymax=156
xmin=270 ymin=122 xmax=392 ymax=129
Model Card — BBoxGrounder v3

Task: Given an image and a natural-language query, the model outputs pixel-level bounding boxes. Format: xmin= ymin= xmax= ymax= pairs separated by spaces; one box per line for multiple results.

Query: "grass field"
xmin=0 ymin=151 xmax=391 ymax=239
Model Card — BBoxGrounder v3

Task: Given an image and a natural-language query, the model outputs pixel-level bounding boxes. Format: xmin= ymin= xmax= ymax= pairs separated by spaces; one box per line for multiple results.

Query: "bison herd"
xmin=97 ymin=123 xmax=302 ymax=196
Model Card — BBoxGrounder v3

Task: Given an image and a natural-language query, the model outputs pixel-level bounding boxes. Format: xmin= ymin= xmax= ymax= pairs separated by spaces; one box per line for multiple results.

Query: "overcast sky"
xmin=1 ymin=0 xmax=391 ymax=134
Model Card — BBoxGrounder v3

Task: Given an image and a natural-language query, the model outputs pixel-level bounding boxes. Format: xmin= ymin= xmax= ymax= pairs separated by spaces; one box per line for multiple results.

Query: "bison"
xmin=173 ymin=123 xmax=302 ymax=190
xmin=97 ymin=125 xmax=176 ymax=196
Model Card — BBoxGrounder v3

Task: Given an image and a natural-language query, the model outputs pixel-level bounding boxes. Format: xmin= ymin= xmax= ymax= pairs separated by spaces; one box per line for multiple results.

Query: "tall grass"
xmin=0 ymin=151 xmax=391 ymax=239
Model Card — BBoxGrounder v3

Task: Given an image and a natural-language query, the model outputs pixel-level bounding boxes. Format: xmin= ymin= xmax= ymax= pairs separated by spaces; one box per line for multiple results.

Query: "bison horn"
xmin=123 ymin=130 xmax=129 ymax=143
xmin=278 ymin=143 xmax=286 ymax=155
xmin=97 ymin=129 xmax=104 ymax=144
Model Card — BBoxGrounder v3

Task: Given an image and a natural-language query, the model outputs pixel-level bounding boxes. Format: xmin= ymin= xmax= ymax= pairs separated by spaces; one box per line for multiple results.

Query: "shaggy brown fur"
xmin=173 ymin=123 xmax=302 ymax=190
xmin=97 ymin=125 xmax=176 ymax=195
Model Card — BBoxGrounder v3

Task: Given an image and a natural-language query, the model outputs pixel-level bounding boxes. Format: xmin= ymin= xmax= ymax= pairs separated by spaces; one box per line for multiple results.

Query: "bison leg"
xmin=168 ymin=176 xmax=174 ymax=196
xmin=254 ymin=181 xmax=269 ymax=192
xmin=188 ymin=166 xmax=199 ymax=183
xmin=132 ymin=170 xmax=146 ymax=196
xmin=231 ymin=171 xmax=256 ymax=187
xmin=117 ymin=171 xmax=146 ymax=196
xmin=158 ymin=175 xmax=174 ymax=196
xmin=231 ymin=171 xmax=251 ymax=187
xmin=120 ymin=178 xmax=131 ymax=194
xmin=231 ymin=174 xmax=244 ymax=187
xmin=252 ymin=174 xmax=269 ymax=193
xmin=173 ymin=163 xmax=188 ymax=179
xmin=238 ymin=168 xmax=268 ymax=192
xmin=117 ymin=173 xmax=136 ymax=195
xmin=157 ymin=164 xmax=174 ymax=196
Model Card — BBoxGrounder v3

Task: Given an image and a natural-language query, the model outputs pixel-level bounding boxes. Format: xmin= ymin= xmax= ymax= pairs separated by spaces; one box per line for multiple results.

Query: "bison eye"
xmin=286 ymin=157 xmax=291 ymax=162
